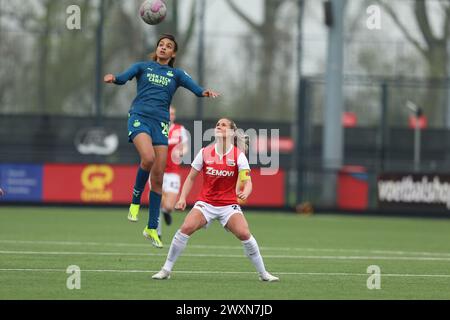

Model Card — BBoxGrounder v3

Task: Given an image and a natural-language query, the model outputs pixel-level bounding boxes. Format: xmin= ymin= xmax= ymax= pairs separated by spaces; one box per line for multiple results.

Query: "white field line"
xmin=1 ymin=249 xmax=450 ymax=261
xmin=1 ymin=239 xmax=450 ymax=258
xmin=0 ymin=268 xmax=450 ymax=278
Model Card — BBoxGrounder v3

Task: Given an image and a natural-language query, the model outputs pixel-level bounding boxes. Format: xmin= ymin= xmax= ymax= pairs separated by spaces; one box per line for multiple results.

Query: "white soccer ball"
xmin=139 ymin=0 xmax=167 ymax=25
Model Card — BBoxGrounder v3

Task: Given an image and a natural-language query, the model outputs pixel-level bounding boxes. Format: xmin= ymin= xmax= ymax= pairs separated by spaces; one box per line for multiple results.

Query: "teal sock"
xmin=132 ymin=167 xmax=150 ymax=205
xmin=148 ymin=191 xmax=162 ymax=229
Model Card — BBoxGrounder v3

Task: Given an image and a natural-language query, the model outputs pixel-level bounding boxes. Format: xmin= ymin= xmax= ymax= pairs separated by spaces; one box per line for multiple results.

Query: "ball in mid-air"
xmin=140 ymin=0 xmax=167 ymax=25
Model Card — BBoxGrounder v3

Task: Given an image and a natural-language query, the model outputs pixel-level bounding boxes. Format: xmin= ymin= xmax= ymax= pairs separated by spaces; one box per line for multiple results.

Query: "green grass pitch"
xmin=0 ymin=206 xmax=449 ymax=300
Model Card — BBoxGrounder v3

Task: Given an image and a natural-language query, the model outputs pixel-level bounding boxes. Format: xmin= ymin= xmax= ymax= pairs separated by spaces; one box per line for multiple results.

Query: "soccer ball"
xmin=140 ymin=0 xmax=167 ymax=25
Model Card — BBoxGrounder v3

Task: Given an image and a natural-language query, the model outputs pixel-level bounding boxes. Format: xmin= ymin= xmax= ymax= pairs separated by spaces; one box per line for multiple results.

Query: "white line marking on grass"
xmin=0 ymin=250 xmax=155 ymax=257
xmin=1 ymin=239 xmax=450 ymax=257
xmin=1 ymin=268 xmax=450 ymax=278
xmin=0 ymin=240 xmax=150 ymax=248
xmin=1 ymin=250 xmax=450 ymax=261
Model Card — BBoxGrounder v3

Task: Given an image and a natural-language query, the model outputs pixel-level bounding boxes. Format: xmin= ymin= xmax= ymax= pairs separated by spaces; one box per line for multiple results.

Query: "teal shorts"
xmin=127 ymin=113 xmax=169 ymax=146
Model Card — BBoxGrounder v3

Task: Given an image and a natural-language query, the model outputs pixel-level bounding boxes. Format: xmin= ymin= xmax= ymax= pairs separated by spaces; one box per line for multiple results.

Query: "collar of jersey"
xmin=215 ymin=144 xmax=233 ymax=159
xmin=153 ymin=61 xmax=171 ymax=68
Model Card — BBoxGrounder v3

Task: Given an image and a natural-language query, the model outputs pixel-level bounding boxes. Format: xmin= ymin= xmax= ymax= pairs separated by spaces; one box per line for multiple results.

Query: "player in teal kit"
xmin=104 ymin=34 xmax=219 ymax=248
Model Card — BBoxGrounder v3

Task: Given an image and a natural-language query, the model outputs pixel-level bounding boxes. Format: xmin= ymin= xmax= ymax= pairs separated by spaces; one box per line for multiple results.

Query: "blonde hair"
xmin=223 ymin=118 xmax=249 ymax=155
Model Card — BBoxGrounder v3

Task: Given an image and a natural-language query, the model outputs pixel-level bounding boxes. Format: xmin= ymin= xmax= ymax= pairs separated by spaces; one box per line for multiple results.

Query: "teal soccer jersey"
xmin=114 ymin=61 xmax=205 ymax=122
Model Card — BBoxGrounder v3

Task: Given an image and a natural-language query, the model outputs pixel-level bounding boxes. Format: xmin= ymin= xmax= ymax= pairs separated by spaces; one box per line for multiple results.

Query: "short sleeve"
xmin=237 ymin=153 xmax=250 ymax=171
xmin=191 ymin=149 xmax=204 ymax=171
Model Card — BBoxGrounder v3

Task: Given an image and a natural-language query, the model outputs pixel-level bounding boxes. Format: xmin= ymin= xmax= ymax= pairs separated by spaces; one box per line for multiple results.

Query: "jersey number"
xmin=161 ymin=122 xmax=169 ymax=138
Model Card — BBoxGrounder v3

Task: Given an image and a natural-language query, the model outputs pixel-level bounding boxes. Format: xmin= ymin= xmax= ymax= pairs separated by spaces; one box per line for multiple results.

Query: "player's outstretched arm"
xmin=178 ymin=69 xmax=220 ymax=98
xmin=104 ymin=63 xmax=142 ymax=85
xmin=202 ymin=89 xmax=220 ymax=98
xmin=175 ymin=168 xmax=200 ymax=211
xmin=104 ymin=74 xmax=116 ymax=83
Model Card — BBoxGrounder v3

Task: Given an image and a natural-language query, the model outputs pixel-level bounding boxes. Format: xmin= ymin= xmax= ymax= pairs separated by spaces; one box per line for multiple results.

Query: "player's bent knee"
xmin=141 ymin=156 xmax=155 ymax=171
xmin=236 ymin=230 xmax=251 ymax=241
xmin=151 ymin=175 xmax=164 ymax=188
xmin=162 ymin=206 xmax=172 ymax=213
xmin=180 ymin=223 xmax=197 ymax=236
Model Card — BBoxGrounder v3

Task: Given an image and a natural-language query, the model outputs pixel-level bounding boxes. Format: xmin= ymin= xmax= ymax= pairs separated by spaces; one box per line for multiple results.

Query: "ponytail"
xmin=223 ymin=118 xmax=249 ymax=156
xmin=234 ymin=129 xmax=249 ymax=156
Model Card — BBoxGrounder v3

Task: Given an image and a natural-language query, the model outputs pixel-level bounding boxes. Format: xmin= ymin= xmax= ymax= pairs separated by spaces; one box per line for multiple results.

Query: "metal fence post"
xmin=296 ymin=78 xmax=309 ymax=205
xmin=379 ymin=82 xmax=388 ymax=172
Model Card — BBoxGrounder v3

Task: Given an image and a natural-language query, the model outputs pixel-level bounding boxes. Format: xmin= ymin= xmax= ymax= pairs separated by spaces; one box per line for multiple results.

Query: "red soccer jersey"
xmin=165 ymin=123 xmax=187 ymax=173
xmin=192 ymin=144 xmax=250 ymax=206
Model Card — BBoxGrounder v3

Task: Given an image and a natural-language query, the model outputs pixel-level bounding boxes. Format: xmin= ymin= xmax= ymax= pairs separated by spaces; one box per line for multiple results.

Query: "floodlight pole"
xmin=196 ymin=0 xmax=206 ymax=120
xmin=94 ymin=0 xmax=105 ymax=126
xmin=0 ymin=0 xmax=2 ymax=46
xmin=294 ymin=0 xmax=305 ymax=206
xmin=447 ymin=35 xmax=450 ymax=128
xmin=322 ymin=0 xmax=346 ymax=207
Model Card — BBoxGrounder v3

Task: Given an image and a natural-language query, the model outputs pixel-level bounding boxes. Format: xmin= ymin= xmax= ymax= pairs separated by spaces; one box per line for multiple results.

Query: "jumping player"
xmin=152 ymin=118 xmax=279 ymax=282
xmin=104 ymin=34 xmax=219 ymax=248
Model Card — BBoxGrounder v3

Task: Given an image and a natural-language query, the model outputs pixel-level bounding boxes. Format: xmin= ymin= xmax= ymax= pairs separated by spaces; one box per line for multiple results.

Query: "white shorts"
xmin=193 ymin=201 xmax=243 ymax=229
xmin=162 ymin=173 xmax=181 ymax=194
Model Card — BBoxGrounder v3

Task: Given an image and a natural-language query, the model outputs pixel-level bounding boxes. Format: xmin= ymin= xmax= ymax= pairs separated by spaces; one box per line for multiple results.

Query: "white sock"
xmin=163 ymin=230 xmax=190 ymax=272
xmin=157 ymin=212 xmax=162 ymax=236
xmin=242 ymin=235 xmax=267 ymax=275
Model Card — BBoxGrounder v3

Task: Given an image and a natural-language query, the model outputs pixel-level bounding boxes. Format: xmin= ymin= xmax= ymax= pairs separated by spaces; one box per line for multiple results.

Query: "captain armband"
xmin=239 ymin=169 xmax=251 ymax=182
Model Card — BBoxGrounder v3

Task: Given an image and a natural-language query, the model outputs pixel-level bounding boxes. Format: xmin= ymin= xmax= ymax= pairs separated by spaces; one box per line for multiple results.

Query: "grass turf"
xmin=0 ymin=206 xmax=449 ymax=299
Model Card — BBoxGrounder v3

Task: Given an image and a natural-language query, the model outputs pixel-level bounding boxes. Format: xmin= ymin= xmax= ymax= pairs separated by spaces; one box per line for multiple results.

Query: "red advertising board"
xmin=43 ymin=164 xmax=138 ymax=204
xmin=43 ymin=164 xmax=285 ymax=207
xmin=337 ymin=166 xmax=368 ymax=210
